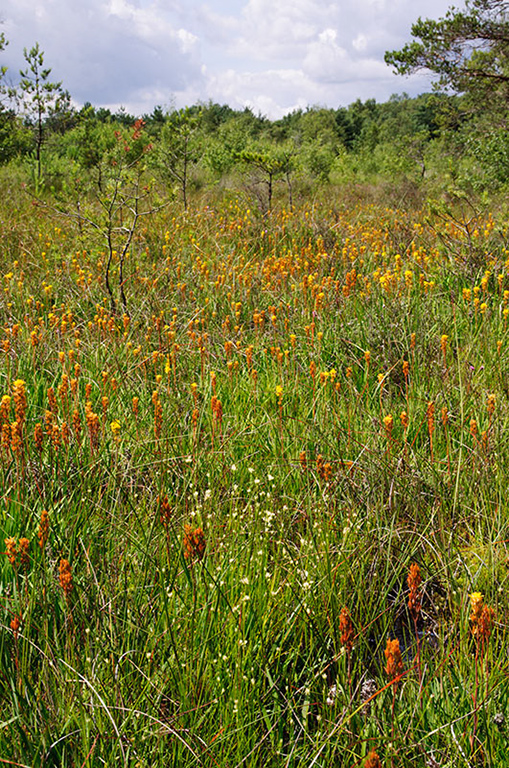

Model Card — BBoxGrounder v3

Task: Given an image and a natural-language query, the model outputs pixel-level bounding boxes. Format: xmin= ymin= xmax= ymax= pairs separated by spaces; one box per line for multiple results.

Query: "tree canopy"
xmin=385 ymin=0 xmax=509 ymax=118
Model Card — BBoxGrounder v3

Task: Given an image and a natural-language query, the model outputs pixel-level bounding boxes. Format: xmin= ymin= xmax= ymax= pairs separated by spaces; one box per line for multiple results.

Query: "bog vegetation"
xmin=0 ymin=1 xmax=509 ymax=765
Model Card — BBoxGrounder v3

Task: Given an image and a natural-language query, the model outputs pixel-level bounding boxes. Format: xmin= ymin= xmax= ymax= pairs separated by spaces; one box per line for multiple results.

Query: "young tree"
xmin=155 ymin=108 xmax=201 ymax=210
xmin=71 ymin=119 xmax=158 ymax=314
xmin=238 ymin=141 xmax=296 ymax=212
xmin=17 ymin=43 xmax=66 ymax=178
xmin=385 ymin=0 xmax=509 ymax=119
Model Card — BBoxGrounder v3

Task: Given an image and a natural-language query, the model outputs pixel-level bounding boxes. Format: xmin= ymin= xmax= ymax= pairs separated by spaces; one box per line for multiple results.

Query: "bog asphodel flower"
xmin=407 ymin=563 xmax=422 ymax=619
xmin=470 ymin=591 xmax=495 ymax=643
xmin=110 ymin=420 xmax=121 ymax=441
xmin=384 ymin=638 xmax=403 ymax=687
xmin=470 ymin=591 xmax=484 ymax=626
xmin=0 ymin=395 xmax=11 ymax=423
xmin=441 ymin=334 xmax=448 ymax=361
xmin=383 ymin=414 xmax=393 ymax=439
xmin=339 ymin=606 xmax=354 ymax=653
xmin=59 ymin=558 xmax=73 ymax=597
xmin=158 ymin=494 xmax=172 ymax=527
xmin=5 ymin=537 xmax=16 ymax=567
xmin=183 ymin=525 xmax=206 ymax=561
xmin=12 ymin=380 xmax=27 ymax=424
xmin=34 ymin=422 xmax=43 ymax=452
xmin=38 ymin=510 xmax=49 ymax=550
xmin=18 ymin=538 xmax=29 ymax=570
xmin=364 ymin=751 xmax=382 ymax=768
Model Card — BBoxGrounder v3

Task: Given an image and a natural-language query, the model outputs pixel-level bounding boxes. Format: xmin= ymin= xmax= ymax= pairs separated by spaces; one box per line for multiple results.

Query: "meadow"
xmin=0 ymin=180 xmax=508 ymax=766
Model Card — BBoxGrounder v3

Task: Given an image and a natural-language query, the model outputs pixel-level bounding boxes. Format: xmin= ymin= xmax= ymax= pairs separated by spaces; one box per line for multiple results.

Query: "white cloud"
xmin=0 ymin=0 xmax=456 ymax=117
xmin=2 ymin=0 xmax=203 ymax=108
xmin=352 ymin=34 xmax=368 ymax=52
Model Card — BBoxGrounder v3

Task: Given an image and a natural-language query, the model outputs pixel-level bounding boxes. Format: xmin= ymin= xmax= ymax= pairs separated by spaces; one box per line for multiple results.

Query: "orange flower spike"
xmin=34 ymin=422 xmax=44 ymax=452
xmin=72 ymin=409 xmax=81 ymax=442
xmin=440 ymin=334 xmax=448 ymax=363
xmin=18 ymin=538 xmax=30 ymax=570
xmin=214 ymin=399 xmax=223 ymax=426
xmin=384 ymin=637 xmax=403 ymax=686
xmin=59 ymin=558 xmax=73 ymax=597
xmin=10 ymin=421 xmax=22 ymax=454
xmin=407 ymin=563 xmax=422 ymax=619
xmin=0 ymin=395 xmax=11 ymax=423
xmin=479 ymin=604 xmax=495 ymax=642
xmin=158 ymin=495 xmax=172 ymax=527
xmin=383 ymin=414 xmax=393 ymax=439
xmin=1 ymin=423 xmax=10 ymax=453
xmin=58 ymin=374 xmax=69 ymax=404
xmin=183 ymin=525 xmax=206 ymax=561
xmin=470 ymin=592 xmax=484 ymax=636
xmin=339 ymin=606 xmax=354 ymax=653
xmin=47 ymin=387 xmax=58 ymax=414
xmin=12 ymin=380 xmax=27 ymax=425
xmin=364 ymin=751 xmax=382 ymax=768
xmin=38 ymin=510 xmax=49 ymax=550
xmin=5 ymin=537 xmax=17 ymax=567
xmin=193 ymin=528 xmax=206 ymax=560
xmin=10 ymin=614 xmax=21 ymax=640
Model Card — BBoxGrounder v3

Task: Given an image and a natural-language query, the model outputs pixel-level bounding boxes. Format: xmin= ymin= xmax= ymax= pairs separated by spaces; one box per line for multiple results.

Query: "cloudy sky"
xmin=2 ymin=0 xmax=455 ymax=119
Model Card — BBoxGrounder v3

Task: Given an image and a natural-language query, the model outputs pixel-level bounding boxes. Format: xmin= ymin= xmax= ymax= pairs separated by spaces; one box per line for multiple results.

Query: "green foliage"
xmin=15 ymin=42 xmax=66 ymax=179
xmin=154 ymin=108 xmax=202 ymax=209
xmin=385 ymin=0 xmax=509 ymax=116
xmin=236 ymin=139 xmax=297 ymax=210
xmin=0 ymin=109 xmax=32 ymax=164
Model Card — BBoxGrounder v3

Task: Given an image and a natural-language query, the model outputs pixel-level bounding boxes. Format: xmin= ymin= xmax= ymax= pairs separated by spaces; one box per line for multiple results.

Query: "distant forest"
xmin=0 ymin=0 xmax=507 ymax=207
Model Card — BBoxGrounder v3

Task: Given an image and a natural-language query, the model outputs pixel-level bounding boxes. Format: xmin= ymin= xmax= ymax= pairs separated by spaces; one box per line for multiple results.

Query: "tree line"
xmin=0 ymin=0 xmax=507 ymax=206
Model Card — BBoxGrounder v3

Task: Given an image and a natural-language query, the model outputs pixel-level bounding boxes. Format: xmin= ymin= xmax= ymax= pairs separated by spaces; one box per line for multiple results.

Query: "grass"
xmin=0 ymin=189 xmax=508 ymax=766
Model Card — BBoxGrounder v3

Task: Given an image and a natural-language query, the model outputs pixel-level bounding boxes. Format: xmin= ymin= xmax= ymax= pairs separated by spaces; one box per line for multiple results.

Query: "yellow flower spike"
xmin=110 ymin=420 xmax=121 ymax=441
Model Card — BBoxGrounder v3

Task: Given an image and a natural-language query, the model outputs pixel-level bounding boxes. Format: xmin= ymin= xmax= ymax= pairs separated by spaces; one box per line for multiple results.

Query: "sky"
xmin=1 ymin=0 xmax=456 ymax=119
